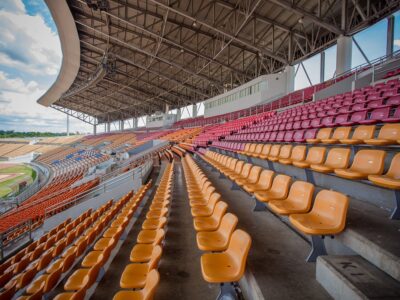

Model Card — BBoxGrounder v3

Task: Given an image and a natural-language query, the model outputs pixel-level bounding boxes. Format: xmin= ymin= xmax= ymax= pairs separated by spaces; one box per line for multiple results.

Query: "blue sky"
xmin=295 ymin=11 xmax=400 ymax=90
xmin=0 ymin=1 xmax=398 ymax=131
xmin=0 ymin=0 xmax=92 ymax=133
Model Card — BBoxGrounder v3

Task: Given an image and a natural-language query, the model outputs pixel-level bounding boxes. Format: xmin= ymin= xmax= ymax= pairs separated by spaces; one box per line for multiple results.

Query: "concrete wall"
xmin=314 ymin=75 xmax=355 ymax=101
xmin=204 ymin=73 xmax=288 ymax=117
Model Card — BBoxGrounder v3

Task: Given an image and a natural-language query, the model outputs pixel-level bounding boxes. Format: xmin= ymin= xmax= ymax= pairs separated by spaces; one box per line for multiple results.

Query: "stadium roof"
xmin=40 ymin=0 xmax=400 ymax=124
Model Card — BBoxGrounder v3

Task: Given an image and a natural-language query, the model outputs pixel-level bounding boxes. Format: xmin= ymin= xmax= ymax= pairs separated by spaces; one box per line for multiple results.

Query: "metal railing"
xmin=0 ymin=143 xmax=165 ymax=259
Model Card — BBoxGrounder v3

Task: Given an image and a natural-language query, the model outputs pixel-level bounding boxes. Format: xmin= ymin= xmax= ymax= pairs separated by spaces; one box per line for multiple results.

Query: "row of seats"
xmin=200 ymin=150 xmax=349 ymax=262
xmin=114 ymin=162 xmax=174 ymax=300
xmin=226 ymin=123 xmax=400 ymax=145
xmin=214 ymin=141 xmax=400 ymax=189
xmin=0 ymin=201 xmax=111 ymax=299
xmin=171 ymin=146 xmax=186 ymax=158
xmin=52 ymin=184 xmax=151 ymax=300
xmin=182 ymin=154 xmax=252 ymax=296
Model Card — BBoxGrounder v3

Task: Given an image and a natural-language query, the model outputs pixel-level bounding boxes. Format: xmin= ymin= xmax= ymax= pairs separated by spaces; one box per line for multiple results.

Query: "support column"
xmin=176 ymin=108 xmax=182 ymax=121
xmin=66 ymin=115 xmax=70 ymax=136
xmin=120 ymin=120 xmax=124 ymax=131
xmin=192 ymin=104 xmax=198 ymax=118
xmin=165 ymin=104 xmax=170 ymax=114
xmin=134 ymin=118 xmax=138 ymax=128
xmin=93 ymin=124 xmax=97 ymax=135
xmin=320 ymin=51 xmax=325 ymax=83
xmin=336 ymin=35 xmax=352 ymax=75
xmin=107 ymin=122 xmax=111 ymax=133
xmin=285 ymin=65 xmax=295 ymax=94
xmin=387 ymin=15 xmax=395 ymax=57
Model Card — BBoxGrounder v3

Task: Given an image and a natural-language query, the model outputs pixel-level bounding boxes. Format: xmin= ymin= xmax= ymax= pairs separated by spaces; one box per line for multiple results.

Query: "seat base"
xmin=307 ymin=235 xmax=328 ymax=262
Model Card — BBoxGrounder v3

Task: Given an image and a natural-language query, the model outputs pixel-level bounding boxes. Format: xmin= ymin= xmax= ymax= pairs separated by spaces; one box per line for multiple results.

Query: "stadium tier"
xmin=2 ymin=2 xmax=400 ymax=299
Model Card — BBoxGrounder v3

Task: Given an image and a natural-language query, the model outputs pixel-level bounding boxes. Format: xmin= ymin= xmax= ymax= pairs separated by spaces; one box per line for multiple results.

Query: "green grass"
xmin=0 ymin=164 xmax=36 ymax=198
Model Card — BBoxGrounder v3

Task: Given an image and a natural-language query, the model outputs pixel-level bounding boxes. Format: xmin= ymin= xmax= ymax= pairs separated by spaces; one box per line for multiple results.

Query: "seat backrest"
xmin=37 ymin=249 xmax=53 ymax=271
xmin=207 ymin=192 xmax=221 ymax=208
xmin=350 ymin=149 xmax=386 ymax=175
xmin=324 ymin=148 xmax=351 ymax=169
xmin=254 ymin=144 xmax=263 ymax=154
xmin=44 ymin=265 xmax=63 ymax=292
xmin=290 ymin=146 xmax=307 ymax=162
xmin=287 ymin=181 xmax=315 ymax=210
xmin=225 ymin=157 xmax=233 ymax=167
xmin=62 ymin=252 xmax=77 ymax=273
xmin=228 ymin=159 xmax=238 ymax=171
xmin=261 ymin=144 xmax=271 ymax=156
xmin=316 ymin=128 xmax=332 ymax=139
xmin=312 ymin=190 xmax=349 ymax=232
xmin=278 ymin=145 xmax=292 ymax=159
xmin=240 ymin=163 xmax=252 ymax=178
xmin=141 ymin=269 xmax=160 ymax=300
xmin=243 ymin=144 xmax=251 ymax=152
xmin=269 ymin=144 xmax=281 ymax=157
xmin=248 ymin=144 xmax=257 ymax=153
xmin=387 ymin=153 xmax=400 ymax=179
xmin=270 ymin=175 xmax=291 ymax=197
xmin=305 ymin=147 xmax=326 ymax=164
xmin=153 ymin=229 xmax=165 ymax=245
xmin=331 ymin=127 xmax=351 ymax=140
xmin=226 ymin=230 xmax=252 ymax=276
xmin=219 ymin=213 xmax=238 ymax=239
xmin=148 ymin=246 xmax=163 ymax=270
xmin=351 ymin=125 xmax=375 ymax=140
xmin=247 ymin=166 xmax=262 ymax=184
xmin=377 ymin=123 xmax=400 ymax=141
xmin=234 ymin=161 xmax=245 ymax=174
xmin=212 ymin=202 xmax=228 ymax=222
xmin=18 ymin=266 xmax=37 ymax=289
xmin=256 ymin=170 xmax=274 ymax=189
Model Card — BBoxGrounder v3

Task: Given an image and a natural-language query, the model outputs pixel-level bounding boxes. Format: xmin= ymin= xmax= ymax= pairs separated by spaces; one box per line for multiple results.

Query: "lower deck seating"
xmin=182 ymin=155 xmax=252 ymax=297
xmin=200 ymin=150 xmax=349 ymax=262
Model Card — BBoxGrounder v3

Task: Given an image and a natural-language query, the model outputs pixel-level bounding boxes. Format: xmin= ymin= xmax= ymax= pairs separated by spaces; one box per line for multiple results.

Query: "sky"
xmin=0 ymin=1 xmax=398 ymax=130
xmin=0 ymin=0 xmax=92 ymax=133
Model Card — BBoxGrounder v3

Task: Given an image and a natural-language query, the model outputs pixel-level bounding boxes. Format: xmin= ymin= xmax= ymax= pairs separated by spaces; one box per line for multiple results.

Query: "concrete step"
xmin=337 ymin=199 xmax=400 ymax=282
xmin=317 ymin=255 xmax=400 ymax=300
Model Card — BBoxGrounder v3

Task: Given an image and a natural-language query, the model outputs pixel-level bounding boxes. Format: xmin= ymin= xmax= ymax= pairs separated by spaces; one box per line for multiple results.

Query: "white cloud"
xmin=0 ymin=2 xmax=92 ymax=134
xmin=394 ymin=40 xmax=400 ymax=48
xmin=0 ymin=0 xmax=25 ymax=14
xmin=0 ymin=10 xmax=61 ymax=76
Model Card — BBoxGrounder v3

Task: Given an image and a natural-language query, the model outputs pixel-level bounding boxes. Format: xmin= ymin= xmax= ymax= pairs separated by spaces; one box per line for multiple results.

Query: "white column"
xmin=192 ymin=104 xmax=198 ymax=117
xmin=107 ymin=122 xmax=111 ymax=132
xmin=133 ymin=118 xmax=138 ymax=128
xmin=284 ymin=65 xmax=295 ymax=94
xmin=336 ymin=35 xmax=352 ymax=75
xmin=120 ymin=120 xmax=124 ymax=131
xmin=66 ymin=115 xmax=70 ymax=136
xmin=176 ymin=108 xmax=182 ymax=121
xmin=93 ymin=124 xmax=97 ymax=135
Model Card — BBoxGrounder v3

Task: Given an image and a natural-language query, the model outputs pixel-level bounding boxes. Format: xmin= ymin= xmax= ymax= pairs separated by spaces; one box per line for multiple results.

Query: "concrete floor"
xmin=195 ymin=158 xmax=332 ymax=300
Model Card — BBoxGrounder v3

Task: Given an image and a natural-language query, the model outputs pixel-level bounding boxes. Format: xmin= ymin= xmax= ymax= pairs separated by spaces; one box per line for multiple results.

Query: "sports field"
xmin=0 ymin=164 xmax=36 ymax=198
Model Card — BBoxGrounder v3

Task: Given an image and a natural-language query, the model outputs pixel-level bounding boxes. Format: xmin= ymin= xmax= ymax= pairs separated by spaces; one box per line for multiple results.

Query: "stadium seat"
xmin=267 ymin=145 xmax=281 ymax=161
xmin=364 ymin=123 xmax=400 ymax=145
xmin=258 ymin=144 xmax=272 ymax=159
xmin=236 ymin=166 xmax=262 ymax=187
xmin=254 ymin=174 xmax=291 ymax=203
xmin=334 ymin=150 xmax=386 ymax=179
xmin=368 ymin=153 xmax=400 ymax=189
xmin=340 ymin=125 xmax=375 ymax=144
xmin=191 ymin=193 xmax=221 ymax=217
xmin=200 ymin=229 xmax=251 ymax=299
xmin=120 ymin=246 xmax=162 ymax=289
xmin=242 ymin=169 xmax=274 ymax=193
xmin=193 ymin=202 xmax=228 ymax=231
xmin=268 ymin=181 xmax=315 ymax=215
xmin=292 ymin=147 xmax=326 ymax=168
xmin=321 ymin=126 xmax=351 ymax=144
xmin=196 ymin=213 xmax=238 ymax=251
xmin=289 ymin=190 xmax=349 ymax=261
xmin=307 ymin=128 xmax=332 ymax=144
xmin=310 ymin=148 xmax=351 ymax=173
xmin=279 ymin=145 xmax=307 ymax=165
xmin=113 ymin=269 xmax=160 ymax=300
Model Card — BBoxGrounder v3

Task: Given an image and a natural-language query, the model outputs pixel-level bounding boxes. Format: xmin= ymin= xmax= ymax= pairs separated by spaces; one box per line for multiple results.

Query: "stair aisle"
xmin=156 ymin=160 xmax=219 ymax=299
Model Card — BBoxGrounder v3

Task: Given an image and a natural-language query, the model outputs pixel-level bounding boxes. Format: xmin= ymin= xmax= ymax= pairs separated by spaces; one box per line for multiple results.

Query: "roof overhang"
xmin=37 ymin=0 xmax=81 ymax=107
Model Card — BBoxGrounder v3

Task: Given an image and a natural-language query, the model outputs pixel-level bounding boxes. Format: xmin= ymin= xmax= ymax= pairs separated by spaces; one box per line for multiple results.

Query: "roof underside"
xmin=52 ymin=0 xmax=400 ymax=124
